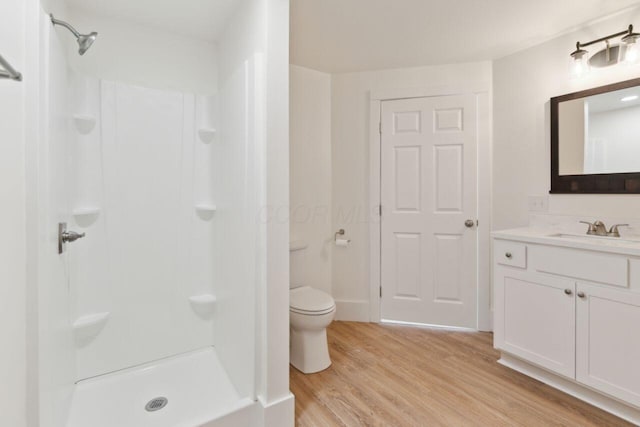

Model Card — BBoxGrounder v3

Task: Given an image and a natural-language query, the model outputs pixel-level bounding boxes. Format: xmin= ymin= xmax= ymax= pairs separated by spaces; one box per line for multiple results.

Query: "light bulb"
xmin=569 ymin=50 xmax=590 ymax=79
xmin=624 ymin=38 xmax=639 ymax=64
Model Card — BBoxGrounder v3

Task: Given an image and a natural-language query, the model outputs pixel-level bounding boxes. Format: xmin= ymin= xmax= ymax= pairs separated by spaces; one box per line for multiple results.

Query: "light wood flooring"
xmin=290 ymin=321 xmax=631 ymax=427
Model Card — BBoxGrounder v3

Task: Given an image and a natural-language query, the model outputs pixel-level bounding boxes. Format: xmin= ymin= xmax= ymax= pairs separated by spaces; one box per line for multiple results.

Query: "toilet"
xmin=289 ymin=240 xmax=336 ymax=373
xmin=289 ymin=286 xmax=336 ymax=373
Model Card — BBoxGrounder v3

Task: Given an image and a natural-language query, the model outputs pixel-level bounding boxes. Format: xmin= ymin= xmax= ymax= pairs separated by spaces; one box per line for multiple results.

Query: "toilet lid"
xmin=290 ymin=286 xmax=335 ymax=313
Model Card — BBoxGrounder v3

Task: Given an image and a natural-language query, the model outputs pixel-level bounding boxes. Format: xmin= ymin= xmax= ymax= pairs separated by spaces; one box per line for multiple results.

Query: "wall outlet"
xmin=528 ymin=195 xmax=549 ymax=212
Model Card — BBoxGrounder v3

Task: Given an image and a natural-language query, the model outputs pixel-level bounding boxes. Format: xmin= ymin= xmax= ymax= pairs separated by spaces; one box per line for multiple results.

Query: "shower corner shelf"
xmin=189 ymin=294 xmax=217 ymax=317
xmin=72 ymin=207 xmax=101 ymax=217
xmin=195 ymin=204 xmax=217 ymax=220
xmin=73 ymin=114 xmax=97 ymax=134
xmin=198 ymin=128 xmax=217 ymax=143
xmin=73 ymin=312 xmax=110 ymax=344
xmin=195 ymin=204 xmax=217 ymax=213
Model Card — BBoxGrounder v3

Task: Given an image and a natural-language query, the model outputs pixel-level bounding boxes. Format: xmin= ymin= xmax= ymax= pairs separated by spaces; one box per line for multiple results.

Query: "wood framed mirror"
xmin=551 ymin=77 xmax=640 ymax=193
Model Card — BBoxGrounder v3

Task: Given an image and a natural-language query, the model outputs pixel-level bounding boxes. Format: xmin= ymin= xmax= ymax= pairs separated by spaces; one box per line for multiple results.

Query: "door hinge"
xmin=476 ymin=219 xmax=479 ymax=227
xmin=379 ymin=286 xmax=382 ymax=298
xmin=379 ymin=204 xmax=382 ymax=217
xmin=379 ymin=121 xmax=382 ymax=134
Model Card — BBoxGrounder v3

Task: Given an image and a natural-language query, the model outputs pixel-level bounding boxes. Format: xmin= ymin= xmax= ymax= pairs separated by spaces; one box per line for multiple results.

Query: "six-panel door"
xmin=380 ymin=95 xmax=478 ymax=328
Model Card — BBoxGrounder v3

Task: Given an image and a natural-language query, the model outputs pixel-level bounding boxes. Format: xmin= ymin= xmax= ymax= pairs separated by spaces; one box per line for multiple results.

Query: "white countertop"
xmin=492 ymin=227 xmax=640 ymax=257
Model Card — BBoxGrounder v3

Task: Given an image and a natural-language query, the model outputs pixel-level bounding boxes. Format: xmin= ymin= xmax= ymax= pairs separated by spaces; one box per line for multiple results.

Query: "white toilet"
xmin=289 ymin=286 xmax=336 ymax=373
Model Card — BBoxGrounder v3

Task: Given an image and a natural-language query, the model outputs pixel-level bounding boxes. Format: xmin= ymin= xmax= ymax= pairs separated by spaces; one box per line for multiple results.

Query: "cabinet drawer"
xmin=530 ymin=245 xmax=628 ymax=288
xmin=494 ymin=240 xmax=527 ymax=269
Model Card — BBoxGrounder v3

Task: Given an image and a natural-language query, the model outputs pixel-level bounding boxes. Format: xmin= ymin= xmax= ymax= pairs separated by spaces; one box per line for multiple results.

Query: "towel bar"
xmin=0 ymin=54 xmax=22 ymax=81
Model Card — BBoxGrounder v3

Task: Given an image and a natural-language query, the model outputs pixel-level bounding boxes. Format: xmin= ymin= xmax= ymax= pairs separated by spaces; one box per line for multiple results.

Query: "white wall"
xmin=330 ymin=62 xmax=492 ymax=320
xmin=262 ymin=0 xmax=294 ymax=422
xmin=587 ymin=105 xmax=640 ymax=173
xmin=59 ymin=7 xmax=219 ymax=94
xmin=0 ymin=0 xmax=27 ymax=425
xmin=558 ymin=99 xmax=586 ymax=175
xmin=217 ymin=0 xmax=293 ymax=423
xmin=493 ymin=6 xmax=640 ymax=230
xmin=289 ymin=65 xmax=332 ymax=294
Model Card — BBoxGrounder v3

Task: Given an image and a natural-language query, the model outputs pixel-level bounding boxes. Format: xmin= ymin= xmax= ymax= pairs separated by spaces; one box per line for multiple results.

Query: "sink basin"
xmin=546 ymin=233 xmax=639 ymax=244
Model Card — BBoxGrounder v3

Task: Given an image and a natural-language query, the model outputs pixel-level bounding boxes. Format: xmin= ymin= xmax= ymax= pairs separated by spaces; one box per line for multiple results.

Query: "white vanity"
xmin=493 ymin=227 xmax=640 ymax=424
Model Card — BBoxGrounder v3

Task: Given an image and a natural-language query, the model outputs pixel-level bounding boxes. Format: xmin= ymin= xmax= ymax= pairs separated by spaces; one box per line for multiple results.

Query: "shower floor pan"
xmin=67 ymin=347 xmax=255 ymax=427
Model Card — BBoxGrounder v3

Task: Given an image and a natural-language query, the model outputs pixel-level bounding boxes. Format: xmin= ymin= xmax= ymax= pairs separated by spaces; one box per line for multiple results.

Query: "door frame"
xmin=368 ymin=85 xmax=492 ymax=331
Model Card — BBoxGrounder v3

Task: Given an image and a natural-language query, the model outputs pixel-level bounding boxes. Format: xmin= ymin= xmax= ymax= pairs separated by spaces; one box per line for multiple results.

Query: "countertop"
xmin=492 ymin=227 xmax=640 ymax=257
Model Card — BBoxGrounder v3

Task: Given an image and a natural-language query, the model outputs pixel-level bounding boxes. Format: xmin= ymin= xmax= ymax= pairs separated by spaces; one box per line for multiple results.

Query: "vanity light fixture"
xmin=621 ymin=95 xmax=639 ymax=102
xmin=570 ymin=24 xmax=640 ymax=78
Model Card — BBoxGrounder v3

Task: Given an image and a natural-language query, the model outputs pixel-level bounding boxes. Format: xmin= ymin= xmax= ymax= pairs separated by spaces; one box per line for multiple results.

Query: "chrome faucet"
xmin=607 ymin=223 xmax=629 ymax=237
xmin=579 ymin=220 xmax=628 ymax=237
xmin=580 ymin=220 xmax=607 ymax=236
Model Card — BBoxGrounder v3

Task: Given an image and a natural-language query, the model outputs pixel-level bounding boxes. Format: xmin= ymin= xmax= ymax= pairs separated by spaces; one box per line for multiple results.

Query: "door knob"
xmin=464 ymin=219 xmax=475 ymax=228
xmin=58 ymin=222 xmax=86 ymax=254
xmin=577 ymin=291 xmax=586 ymax=299
xmin=564 ymin=289 xmax=573 ymax=296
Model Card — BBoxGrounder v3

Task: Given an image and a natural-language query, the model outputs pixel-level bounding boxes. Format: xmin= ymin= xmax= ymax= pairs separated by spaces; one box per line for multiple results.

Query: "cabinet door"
xmin=576 ymin=283 xmax=640 ymax=407
xmin=494 ymin=269 xmax=575 ymax=378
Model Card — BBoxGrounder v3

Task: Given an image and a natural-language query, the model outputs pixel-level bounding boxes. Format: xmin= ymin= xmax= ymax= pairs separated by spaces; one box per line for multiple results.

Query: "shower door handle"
xmin=58 ymin=222 xmax=86 ymax=254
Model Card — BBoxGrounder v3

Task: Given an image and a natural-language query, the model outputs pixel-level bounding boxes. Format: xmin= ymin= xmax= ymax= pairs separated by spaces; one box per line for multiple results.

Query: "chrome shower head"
xmin=50 ymin=14 xmax=98 ymax=56
xmin=77 ymin=32 xmax=98 ymax=55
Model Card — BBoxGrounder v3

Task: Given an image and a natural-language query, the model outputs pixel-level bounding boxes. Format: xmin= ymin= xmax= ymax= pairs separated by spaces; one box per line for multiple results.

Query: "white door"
xmin=576 ymin=282 xmax=640 ymax=407
xmin=380 ymin=95 xmax=477 ymax=328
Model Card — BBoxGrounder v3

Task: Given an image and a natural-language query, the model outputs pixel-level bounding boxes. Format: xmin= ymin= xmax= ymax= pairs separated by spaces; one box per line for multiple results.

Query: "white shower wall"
xmin=39 ymin=12 xmax=77 ymax=427
xmin=68 ymin=79 xmax=221 ymax=380
xmin=31 ymin=0 xmax=293 ymax=425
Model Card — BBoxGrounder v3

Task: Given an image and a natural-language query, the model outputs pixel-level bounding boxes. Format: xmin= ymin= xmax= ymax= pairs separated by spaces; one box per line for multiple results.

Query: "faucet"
xmin=579 ymin=220 xmax=628 ymax=237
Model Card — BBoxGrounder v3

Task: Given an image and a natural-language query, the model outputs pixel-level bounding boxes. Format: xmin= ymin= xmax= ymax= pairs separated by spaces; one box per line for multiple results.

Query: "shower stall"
xmin=28 ymin=0 xmax=292 ymax=426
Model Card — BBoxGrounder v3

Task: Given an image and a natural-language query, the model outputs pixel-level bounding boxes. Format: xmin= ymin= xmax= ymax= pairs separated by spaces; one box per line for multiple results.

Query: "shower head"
xmin=50 ymin=14 xmax=98 ymax=55
xmin=77 ymin=32 xmax=98 ymax=55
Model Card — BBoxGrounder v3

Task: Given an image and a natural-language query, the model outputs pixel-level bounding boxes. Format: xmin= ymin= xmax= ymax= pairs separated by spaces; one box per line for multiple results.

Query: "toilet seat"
xmin=290 ymin=286 xmax=335 ymax=315
xmin=290 ymin=306 xmax=335 ymax=316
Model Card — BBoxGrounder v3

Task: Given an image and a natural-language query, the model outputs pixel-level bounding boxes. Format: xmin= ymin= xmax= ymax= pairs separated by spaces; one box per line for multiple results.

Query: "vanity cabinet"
xmin=493 ymin=232 xmax=640 ymax=423
xmin=494 ymin=271 xmax=575 ymax=378
xmin=576 ymin=283 xmax=640 ymax=408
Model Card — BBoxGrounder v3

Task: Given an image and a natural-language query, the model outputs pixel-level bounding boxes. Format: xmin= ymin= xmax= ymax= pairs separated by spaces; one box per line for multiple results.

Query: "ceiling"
xmin=64 ymin=0 xmax=240 ymax=42
xmin=588 ymin=86 xmax=640 ymax=113
xmin=291 ymin=0 xmax=640 ymax=73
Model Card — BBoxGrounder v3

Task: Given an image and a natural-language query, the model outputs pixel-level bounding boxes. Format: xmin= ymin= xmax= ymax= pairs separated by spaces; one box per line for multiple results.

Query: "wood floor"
xmin=290 ymin=321 xmax=631 ymax=427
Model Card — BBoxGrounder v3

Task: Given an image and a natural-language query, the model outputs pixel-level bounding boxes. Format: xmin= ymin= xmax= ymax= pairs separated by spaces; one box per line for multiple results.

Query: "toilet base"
xmin=290 ymin=327 xmax=331 ymax=374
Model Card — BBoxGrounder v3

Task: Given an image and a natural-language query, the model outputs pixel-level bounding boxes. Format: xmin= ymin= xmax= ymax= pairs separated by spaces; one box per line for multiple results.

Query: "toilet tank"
xmin=289 ymin=240 xmax=309 ymax=289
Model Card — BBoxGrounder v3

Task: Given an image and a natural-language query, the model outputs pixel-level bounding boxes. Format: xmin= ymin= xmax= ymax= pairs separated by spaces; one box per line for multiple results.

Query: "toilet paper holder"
xmin=334 ymin=229 xmax=351 ymax=246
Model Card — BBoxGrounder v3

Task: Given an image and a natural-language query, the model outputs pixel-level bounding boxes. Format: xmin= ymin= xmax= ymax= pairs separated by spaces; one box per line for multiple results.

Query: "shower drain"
xmin=145 ymin=397 xmax=168 ymax=412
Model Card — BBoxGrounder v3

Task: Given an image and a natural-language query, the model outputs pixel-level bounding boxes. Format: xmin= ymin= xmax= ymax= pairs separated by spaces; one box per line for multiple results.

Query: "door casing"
xmin=368 ymin=85 xmax=492 ymax=331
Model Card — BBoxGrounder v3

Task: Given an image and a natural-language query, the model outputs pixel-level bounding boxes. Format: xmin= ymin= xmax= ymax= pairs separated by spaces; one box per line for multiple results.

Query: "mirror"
xmin=551 ymin=77 xmax=640 ymax=193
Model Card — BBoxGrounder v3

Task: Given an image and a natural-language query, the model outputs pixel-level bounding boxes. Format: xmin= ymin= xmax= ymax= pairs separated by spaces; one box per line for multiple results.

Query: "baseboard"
xmin=334 ymin=300 xmax=370 ymax=322
xmin=499 ymin=354 xmax=640 ymax=425
xmin=254 ymin=393 xmax=295 ymax=427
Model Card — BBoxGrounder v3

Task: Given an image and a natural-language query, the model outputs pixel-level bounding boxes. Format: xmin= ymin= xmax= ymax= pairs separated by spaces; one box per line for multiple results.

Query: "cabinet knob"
xmin=505 ymin=252 xmax=512 ymax=259
xmin=564 ymin=288 xmax=573 ymax=296
xmin=577 ymin=291 xmax=586 ymax=299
